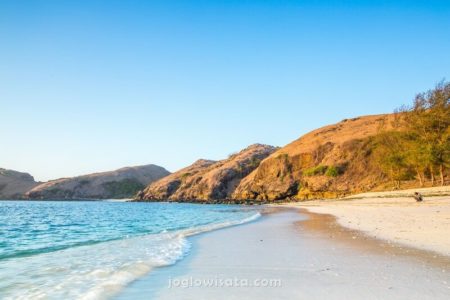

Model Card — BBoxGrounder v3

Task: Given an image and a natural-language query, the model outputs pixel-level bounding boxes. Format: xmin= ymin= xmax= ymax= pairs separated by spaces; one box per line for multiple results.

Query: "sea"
xmin=0 ymin=200 xmax=261 ymax=299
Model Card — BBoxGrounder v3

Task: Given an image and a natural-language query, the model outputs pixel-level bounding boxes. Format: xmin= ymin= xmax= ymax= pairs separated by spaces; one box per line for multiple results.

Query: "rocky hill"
xmin=232 ymin=114 xmax=399 ymax=201
xmin=26 ymin=164 xmax=170 ymax=200
xmin=0 ymin=168 xmax=39 ymax=199
xmin=140 ymin=159 xmax=217 ymax=200
xmin=140 ymin=144 xmax=277 ymax=201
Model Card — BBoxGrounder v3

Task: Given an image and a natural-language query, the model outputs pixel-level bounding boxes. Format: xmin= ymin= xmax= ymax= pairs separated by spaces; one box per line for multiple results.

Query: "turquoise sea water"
xmin=0 ymin=201 xmax=260 ymax=299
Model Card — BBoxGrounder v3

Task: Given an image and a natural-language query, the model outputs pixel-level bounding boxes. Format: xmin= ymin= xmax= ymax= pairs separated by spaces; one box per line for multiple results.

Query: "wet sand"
xmin=299 ymin=208 xmax=450 ymax=269
xmin=286 ymin=196 xmax=450 ymax=256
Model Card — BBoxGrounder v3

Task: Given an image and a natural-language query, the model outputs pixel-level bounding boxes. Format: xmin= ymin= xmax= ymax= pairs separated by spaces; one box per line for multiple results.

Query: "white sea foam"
xmin=0 ymin=212 xmax=261 ymax=300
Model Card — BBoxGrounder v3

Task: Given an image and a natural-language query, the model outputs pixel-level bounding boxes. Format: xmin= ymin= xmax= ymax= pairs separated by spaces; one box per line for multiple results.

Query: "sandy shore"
xmin=116 ymin=209 xmax=450 ymax=300
xmin=284 ymin=194 xmax=450 ymax=257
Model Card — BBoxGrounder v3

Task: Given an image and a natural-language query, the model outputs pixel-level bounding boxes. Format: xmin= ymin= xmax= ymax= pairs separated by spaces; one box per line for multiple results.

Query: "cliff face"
xmin=0 ymin=168 xmax=39 ymax=199
xmin=26 ymin=164 xmax=170 ymax=200
xmin=141 ymin=144 xmax=277 ymax=201
xmin=141 ymin=159 xmax=217 ymax=200
xmin=232 ymin=114 xmax=398 ymax=201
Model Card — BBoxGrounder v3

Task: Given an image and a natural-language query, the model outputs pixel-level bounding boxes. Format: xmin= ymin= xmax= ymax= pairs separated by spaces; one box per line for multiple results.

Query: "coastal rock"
xmin=232 ymin=114 xmax=399 ymax=201
xmin=26 ymin=164 xmax=170 ymax=200
xmin=141 ymin=144 xmax=277 ymax=201
xmin=0 ymin=168 xmax=39 ymax=199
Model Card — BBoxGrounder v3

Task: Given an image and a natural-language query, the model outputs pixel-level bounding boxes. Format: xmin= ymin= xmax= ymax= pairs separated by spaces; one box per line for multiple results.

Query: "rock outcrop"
xmin=140 ymin=159 xmax=217 ymax=200
xmin=26 ymin=164 xmax=170 ymax=200
xmin=0 ymin=168 xmax=39 ymax=199
xmin=141 ymin=144 xmax=277 ymax=201
xmin=232 ymin=114 xmax=398 ymax=201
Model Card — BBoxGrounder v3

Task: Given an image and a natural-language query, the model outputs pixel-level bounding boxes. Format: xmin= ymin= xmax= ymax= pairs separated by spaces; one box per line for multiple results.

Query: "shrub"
xmin=180 ymin=173 xmax=191 ymax=180
xmin=325 ymin=166 xmax=339 ymax=177
xmin=303 ymin=165 xmax=327 ymax=176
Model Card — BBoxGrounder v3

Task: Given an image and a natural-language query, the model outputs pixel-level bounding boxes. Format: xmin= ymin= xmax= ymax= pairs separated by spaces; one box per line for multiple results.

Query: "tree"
xmin=404 ymin=134 xmax=429 ymax=187
xmin=402 ymin=81 xmax=450 ymax=186
xmin=373 ymin=131 xmax=412 ymax=189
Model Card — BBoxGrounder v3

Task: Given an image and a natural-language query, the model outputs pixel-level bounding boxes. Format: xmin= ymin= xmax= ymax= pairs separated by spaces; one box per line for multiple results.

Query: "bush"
xmin=180 ymin=173 xmax=191 ymax=180
xmin=303 ymin=165 xmax=328 ymax=176
xmin=325 ymin=166 xmax=339 ymax=177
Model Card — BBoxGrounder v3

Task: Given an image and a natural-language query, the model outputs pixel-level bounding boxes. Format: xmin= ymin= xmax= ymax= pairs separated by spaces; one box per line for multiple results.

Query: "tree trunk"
xmin=390 ymin=168 xmax=396 ymax=189
xmin=429 ymin=166 xmax=435 ymax=186
xmin=439 ymin=164 xmax=445 ymax=186
xmin=415 ymin=168 xmax=424 ymax=187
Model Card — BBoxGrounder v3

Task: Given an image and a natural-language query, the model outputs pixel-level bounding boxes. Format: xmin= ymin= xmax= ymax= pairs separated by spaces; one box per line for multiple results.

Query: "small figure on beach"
xmin=413 ymin=192 xmax=423 ymax=202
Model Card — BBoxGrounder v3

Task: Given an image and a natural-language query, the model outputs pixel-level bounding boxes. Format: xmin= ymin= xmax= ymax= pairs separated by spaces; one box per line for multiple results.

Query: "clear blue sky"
xmin=1 ymin=0 xmax=449 ymax=181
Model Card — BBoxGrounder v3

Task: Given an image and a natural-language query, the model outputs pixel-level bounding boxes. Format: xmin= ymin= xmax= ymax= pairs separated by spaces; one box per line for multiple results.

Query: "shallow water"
xmin=0 ymin=201 xmax=260 ymax=299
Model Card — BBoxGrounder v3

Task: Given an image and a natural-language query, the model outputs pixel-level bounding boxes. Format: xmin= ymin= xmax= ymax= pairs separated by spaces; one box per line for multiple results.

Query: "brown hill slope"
xmin=26 ymin=164 xmax=170 ymax=200
xmin=232 ymin=114 xmax=398 ymax=201
xmin=140 ymin=159 xmax=217 ymax=200
xmin=141 ymin=144 xmax=277 ymax=201
xmin=0 ymin=168 xmax=39 ymax=199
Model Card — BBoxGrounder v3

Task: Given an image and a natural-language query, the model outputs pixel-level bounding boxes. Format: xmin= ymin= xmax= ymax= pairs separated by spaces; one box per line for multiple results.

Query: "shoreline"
xmin=116 ymin=208 xmax=450 ymax=300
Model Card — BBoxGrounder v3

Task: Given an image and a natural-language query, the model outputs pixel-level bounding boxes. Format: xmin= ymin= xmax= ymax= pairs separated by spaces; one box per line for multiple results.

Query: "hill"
xmin=0 ymin=168 xmax=39 ymax=199
xmin=232 ymin=114 xmax=400 ymax=201
xmin=26 ymin=164 xmax=170 ymax=200
xmin=140 ymin=144 xmax=277 ymax=202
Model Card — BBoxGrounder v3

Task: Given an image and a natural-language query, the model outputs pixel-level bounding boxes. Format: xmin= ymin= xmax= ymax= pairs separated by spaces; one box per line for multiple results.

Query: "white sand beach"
xmin=116 ymin=209 xmax=450 ymax=300
xmin=285 ymin=192 xmax=450 ymax=257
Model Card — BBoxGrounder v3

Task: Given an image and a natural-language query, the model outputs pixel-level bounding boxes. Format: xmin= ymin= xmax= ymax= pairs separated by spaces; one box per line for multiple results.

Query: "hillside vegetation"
xmin=374 ymin=81 xmax=450 ymax=189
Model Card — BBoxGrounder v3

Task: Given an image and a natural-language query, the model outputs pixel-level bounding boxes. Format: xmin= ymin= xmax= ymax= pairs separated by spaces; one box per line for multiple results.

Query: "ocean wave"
xmin=0 ymin=212 xmax=261 ymax=300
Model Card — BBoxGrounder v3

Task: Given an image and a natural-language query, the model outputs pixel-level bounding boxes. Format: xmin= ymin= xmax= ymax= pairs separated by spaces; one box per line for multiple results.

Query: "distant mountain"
xmin=26 ymin=165 xmax=170 ymax=200
xmin=140 ymin=144 xmax=277 ymax=202
xmin=0 ymin=168 xmax=39 ymax=199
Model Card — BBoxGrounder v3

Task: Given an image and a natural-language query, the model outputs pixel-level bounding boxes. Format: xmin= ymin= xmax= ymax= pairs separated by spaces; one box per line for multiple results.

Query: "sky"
xmin=1 ymin=0 xmax=450 ymax=182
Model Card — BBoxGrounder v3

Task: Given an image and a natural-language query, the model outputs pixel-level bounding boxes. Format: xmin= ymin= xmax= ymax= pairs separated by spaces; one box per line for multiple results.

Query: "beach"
xmin=116 ymin=206 xmax=450 ymax=300
xmin=2 ymin=194 xmax=450 ymax=299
